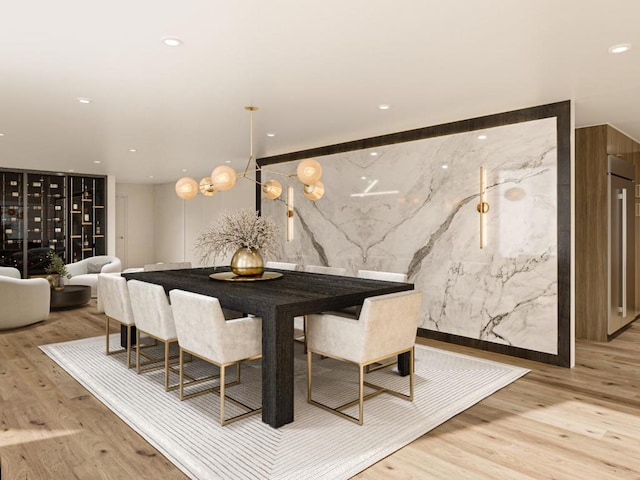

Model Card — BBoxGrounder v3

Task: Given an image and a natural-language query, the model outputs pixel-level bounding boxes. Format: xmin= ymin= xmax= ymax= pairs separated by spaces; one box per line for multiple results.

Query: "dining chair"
xmin=306 ymin=289 xmax=423 ymax=425
xmin=127 ymin=280 xmax=181 ymax=391
xmin=143 ymin=261 xmax=192 ymax=272
xmin=357 ymin=269 xmax=409 ymax=372
xmin=298 ymin=265 xmax=347 ymax=351
xmin=357 ymin=269 xmax=408 ymax=283
xmin=169 ymin=289 xmax=263 ymax=426
xmin=265 ymin=261 xmax=298 ymax=271
xmin=302 ymin=265 xmax=346 ymax=276
xmin=98 ymin=273 xmax=136 ymax=368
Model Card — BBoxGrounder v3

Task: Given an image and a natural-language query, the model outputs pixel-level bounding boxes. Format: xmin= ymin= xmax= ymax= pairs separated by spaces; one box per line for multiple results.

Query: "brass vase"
xmin=230 ymin=247 xmax=264 ymax=276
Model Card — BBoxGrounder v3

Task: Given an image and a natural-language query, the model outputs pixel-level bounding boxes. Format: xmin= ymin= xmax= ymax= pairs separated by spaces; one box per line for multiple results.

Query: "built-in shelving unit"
xmin=0 ymin=168 xmax=107 ymax=277
xmin=68 ymin=175 xmax=107 ymax=263
xmin=1 ymin=171 xmax=24 ymax=272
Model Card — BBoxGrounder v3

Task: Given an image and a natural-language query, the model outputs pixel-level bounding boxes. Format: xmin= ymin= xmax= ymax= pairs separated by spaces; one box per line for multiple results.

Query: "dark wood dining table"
xmin=122 ymin=266 xmax=414 ymax=428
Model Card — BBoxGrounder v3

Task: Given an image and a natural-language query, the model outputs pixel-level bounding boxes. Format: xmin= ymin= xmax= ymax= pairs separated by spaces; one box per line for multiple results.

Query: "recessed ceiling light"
xmin=609 ymin=43 xmax=631 ymax=54
xmin=225 ymin=160 xmax=232 ymax=164
xmin=162 ymin=37 xmax=183 ymax=47
xmin=378 ymin=104 xmax=390 ymax=110
xmin=181 ymin=168 xmax=188 ymax=172
xmin=77 ymin=97 xmax=92 ymax=104
xmin=129 ymin=149 xmax=137 ymax=153
xmin=0 ymin=133 xmax=4 ymax=137
xmin=361 ymin=176 xmax=367 ymax=180
xmin=148 ymin=175 xmax=154 ymax=179
xmin=477 ymin=134 xmax=487 ymax=140
xmin=370 ymin=152 xmax=378 ymax=156
xmin=93 ymin=160 xmax=101 ymax=164
xmin=266 ymin=133 xmax=276 ymax=138
xmin=442 ymin=164 xmax=449 ymax=169
xmin=68 ymin=169 xmax=75 ymax=172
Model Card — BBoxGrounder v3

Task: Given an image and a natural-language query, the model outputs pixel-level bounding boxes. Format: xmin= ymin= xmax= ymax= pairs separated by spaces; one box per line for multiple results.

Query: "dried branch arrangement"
xmin=194 ymin=209 xmax=279 ymax=266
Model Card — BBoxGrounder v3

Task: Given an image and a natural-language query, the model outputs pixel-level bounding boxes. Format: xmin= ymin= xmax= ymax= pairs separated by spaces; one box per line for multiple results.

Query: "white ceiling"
xmin=1 ymin=1 xmax=639 ymax=184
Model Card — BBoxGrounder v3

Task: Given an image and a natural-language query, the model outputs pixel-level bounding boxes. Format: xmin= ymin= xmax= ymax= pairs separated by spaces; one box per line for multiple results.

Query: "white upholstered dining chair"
xmin=265 ymin=261 xmax=298 ymax=271
xmin=357 ymin=269 xmax=409 ymax=372
xmin=169 ymin=289 xmax=263 ymax=426
xmin=298 ymin=265 xmax=347 ymax=351
xmin=143 ymin=261 xmax=192 ymax=272
xmin=127 ymin=279 xmax=180 ymax=391
xmin=306 ymin=289 xmax=423 ymax=425
xmin=98 ymin=273 xmax=136 ymax=368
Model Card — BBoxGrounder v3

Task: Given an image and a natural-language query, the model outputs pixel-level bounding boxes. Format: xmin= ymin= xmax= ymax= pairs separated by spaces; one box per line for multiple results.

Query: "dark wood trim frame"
xmin=257 ymin=100 xmax=572 ymax=367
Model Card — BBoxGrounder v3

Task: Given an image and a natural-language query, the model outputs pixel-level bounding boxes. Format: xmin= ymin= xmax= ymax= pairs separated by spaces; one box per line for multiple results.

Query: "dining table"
xmin=122 ymin=266 xmax=414 ymax=428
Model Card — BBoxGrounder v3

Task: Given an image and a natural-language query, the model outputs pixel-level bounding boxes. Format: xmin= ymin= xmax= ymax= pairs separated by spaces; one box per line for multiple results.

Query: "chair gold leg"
xmin=165 ymin=341 xmax=170 ymax=391
xmin=307 ymin=347 xmax=415 ymax=426
xmin=358 ymin=364 xmax=364 ymax=425
xmin=409 ymin=347 xmax=414 ymax=400
xmin=105 ymin=317 xmax=110 ymax=354
xmin=136 ymin=329 xmax=141 ymax=373
xmin=126 ymin=325 xmax=132 ymax=369
xmin=307 ymin=349 xmax=313 ymax=402
xmin=179 ymin=348 xmax=185 ymax=400
xmin=303 ymin=316 xmax=307 ymax=354
xmin=219 ymin=365 xmax=226 ymax=425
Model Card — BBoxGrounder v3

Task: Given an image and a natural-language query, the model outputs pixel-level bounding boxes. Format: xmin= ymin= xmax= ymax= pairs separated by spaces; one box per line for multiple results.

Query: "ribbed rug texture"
xmin=40 ymin=336 xmax=528 ymax=480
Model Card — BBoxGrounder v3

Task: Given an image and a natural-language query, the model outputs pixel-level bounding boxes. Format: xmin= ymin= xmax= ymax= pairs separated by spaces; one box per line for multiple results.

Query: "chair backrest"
xmin=98 ymin=273 xmax=135 ymax=325
xmin=67 ymin=255 xmax=121 ymax=276
xmin=144 ymin=262 xmax=192 ymax=272
xmin=128 ymin=280 xmax=176 ymax=341
xmin=169 ymin=289 xmax=232 ymax=361
xmin=0 ymin=266 xmax=21 ymax=279
xmin=265 ymin=261 xmax=298 ymax=271
xmin=303 ymin=265 xmax=346 ymax=276
xmin=358 ymin=290 xmax=423 ymax=362
xmin=357 ymin=269 xmax=408 ymax=283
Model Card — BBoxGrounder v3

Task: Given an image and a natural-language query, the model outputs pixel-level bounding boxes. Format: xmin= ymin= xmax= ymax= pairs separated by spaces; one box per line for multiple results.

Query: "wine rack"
xmin=68 ymin=175 xmax=106 ymax=262
xmin=0 ymin=168 xmax=107 ymax=277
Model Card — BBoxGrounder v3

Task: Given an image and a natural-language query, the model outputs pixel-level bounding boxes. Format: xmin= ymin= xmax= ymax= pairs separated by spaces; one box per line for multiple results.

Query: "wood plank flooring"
xmin=1 ymin=302 xmax=640 ymax=479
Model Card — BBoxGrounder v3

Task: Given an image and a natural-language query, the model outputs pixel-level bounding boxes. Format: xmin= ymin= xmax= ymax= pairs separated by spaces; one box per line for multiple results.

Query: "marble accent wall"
xmin=262 ymin=117 xmax=559 ymax=355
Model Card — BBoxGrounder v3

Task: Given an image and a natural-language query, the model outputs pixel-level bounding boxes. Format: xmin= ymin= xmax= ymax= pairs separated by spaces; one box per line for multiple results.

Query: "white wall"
xmin=153 ymin=178 xmax=255 ymax=266
xmin=107 ymin=175 xmax=117 ymax=256
xmin=115 ymin=183 xmax=155 ymax=269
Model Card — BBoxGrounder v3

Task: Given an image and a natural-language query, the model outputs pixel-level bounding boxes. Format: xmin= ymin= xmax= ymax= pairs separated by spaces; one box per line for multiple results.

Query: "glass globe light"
xmin=199 ymin=177 xmax=217 ymax=196
xmin=262 ymin=180 xmax=283 ymax=200
xmin=175 ymin=177 xmax=198 ymax=200
xmin=296 ymin=158 xmax=322 ymax=185
xmin=211 ymin=165 xmax=237 ymax=191
xmin=303 ymin=181 xmax=324 ymax=201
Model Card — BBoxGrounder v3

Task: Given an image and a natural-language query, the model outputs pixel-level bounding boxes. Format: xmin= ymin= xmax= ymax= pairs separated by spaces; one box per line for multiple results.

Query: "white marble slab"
xmin=262 ymin=117 xmax=558 ymax=355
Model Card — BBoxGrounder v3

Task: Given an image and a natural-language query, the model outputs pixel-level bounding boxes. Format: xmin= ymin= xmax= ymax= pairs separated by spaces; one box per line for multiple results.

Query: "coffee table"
xmin=50 ymin=285 xmax=91 ymax=310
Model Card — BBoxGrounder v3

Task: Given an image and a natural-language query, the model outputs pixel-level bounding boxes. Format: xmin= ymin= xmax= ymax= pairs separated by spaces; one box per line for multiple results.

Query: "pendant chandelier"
xmin=175 ymin=106 xmax=324 ymax=201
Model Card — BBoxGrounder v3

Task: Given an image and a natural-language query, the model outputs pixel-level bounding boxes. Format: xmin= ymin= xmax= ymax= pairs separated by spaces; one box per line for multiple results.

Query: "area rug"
xmin=40 ymin=335 xmax=528 ymax=480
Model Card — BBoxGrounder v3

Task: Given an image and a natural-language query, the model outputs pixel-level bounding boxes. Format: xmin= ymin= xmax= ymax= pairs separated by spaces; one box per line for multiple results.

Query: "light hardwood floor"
xmin=1 ymin=302 xmax=640 ymax=479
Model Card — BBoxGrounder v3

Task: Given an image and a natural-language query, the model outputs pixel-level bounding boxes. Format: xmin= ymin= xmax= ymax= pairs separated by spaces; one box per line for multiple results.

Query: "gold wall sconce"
xmin=476 ymin=166 xmax=490 ymax=249
xmin=287 ymin=186 xmax=294 ymax=242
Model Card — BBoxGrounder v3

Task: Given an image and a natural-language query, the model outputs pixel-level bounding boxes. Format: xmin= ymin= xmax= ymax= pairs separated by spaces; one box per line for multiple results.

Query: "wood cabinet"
xmin=0 ymin=169 xmax=107 ymax=277
xmin=575 ymin=125 xmax=640 ymax=341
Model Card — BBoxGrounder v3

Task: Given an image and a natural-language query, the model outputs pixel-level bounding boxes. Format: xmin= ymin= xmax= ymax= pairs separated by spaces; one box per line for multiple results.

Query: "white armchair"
xmin=0 ymin=276 xmax=51 ymax=330
xmin=306 ymin=290 xmax=423 ymax=425
xmin=0 ymin=266 xmax=21 ymax=279
xmin=66 ymin=255 xmax=122 ymax=297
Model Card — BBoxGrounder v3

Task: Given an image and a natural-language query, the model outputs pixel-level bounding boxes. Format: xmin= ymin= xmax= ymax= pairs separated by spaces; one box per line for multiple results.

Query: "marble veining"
xmin=262 ymin=117 xmax=559 ymax=355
